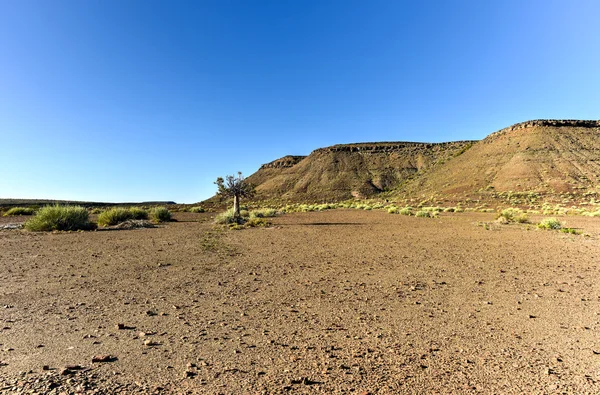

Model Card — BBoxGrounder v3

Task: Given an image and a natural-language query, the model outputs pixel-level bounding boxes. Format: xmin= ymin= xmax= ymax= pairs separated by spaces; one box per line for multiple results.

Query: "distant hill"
xmin=0 ymin=199 xmax=176 ymax=208
xmin=235 ymin=119 xmax=600 ymax=205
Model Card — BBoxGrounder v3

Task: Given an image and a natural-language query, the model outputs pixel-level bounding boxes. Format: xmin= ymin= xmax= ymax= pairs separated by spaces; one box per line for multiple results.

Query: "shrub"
xmin=215 ymin=208 xmax=247 ymax=225
xmin=249 ymin=208 xmax=277 ymax=218
xmin=98 ymin=208 xmax=134 ymax=226
xmin=25 ymin=205 xmax=90 ymax=231
xmin=90 ymin=208 xmax=103 ymax=214
xmin=129 ymin=207 xmax=149 ymax=220
xmin=387 ymin=206 xmax=399 ymax=214
xmin=4 ymin=207 xmax=35 ymax=216
xmin=537 ymin=217 xmax=562 ymax=230
xmin=150 ymin=207 xmax=171 ymax=223
xmin=497 ymin=208 xmax=529 ymax=224
xmin=443 ymin=207 xmax=456 ymax=213
xmin=189 ymin=206 xmax=205 ymax=213
xmin=560 ymin=227 xmax=581 ymax=235
xmin=399 ymin=207 xmax=412 ymax=216
xmin=415 ymin=210 xmax=432 ymax=218
xmin=245 ymin=217 xmax=270 ymax=227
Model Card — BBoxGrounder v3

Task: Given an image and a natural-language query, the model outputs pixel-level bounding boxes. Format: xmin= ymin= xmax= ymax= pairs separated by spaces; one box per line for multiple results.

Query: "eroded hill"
xmin=213 ymin=119 xmax=600 ymax=205
xmin=247 ymin=141 xmax=475 ymax=202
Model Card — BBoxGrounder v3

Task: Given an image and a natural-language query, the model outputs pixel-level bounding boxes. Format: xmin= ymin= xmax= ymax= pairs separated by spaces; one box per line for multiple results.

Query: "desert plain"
xmin=1 ymin=209 xmax=600 ymax=394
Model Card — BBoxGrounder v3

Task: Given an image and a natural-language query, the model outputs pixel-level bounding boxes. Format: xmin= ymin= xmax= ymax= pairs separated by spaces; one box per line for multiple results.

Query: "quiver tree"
xmin=215 ymin=172 xmax=255 ymax=222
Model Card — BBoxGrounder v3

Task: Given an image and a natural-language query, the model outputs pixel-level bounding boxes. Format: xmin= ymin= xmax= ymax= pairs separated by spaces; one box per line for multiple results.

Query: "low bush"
xmin=245 ymin=217 xmax=270 ymax=227
xmin=129 ymin=207 xmax=149 ymax=220
xmin=4 ymin=207 xmax=35 ymax=216
xmin=215 ymin=208 xmax=245 ymax=225
xmin=25 ymin=205 xmax=91 ymax=231
xmin=249 ymin=208 xmax=277 ymax=218
xmin=415 ymin=210 xmax=435 ymax=218
xmin=189 ymin=206 xmax=205 ymax=213
xmin=497 ymin=208 xmax=529 ymax=224
xmin=560 ymin=227 xmax=581 ymax=235
xmin=150 ymin=207 xmax=172 ymax=223
xmin=387 ymin=206 xmax=399 ymax=214
xmin=399 ymin=207 xmax=412 ymax=216
xmin=537 ymin=217 xmax=562 ymax=230
xmin=97 ymin=207 xmax=147 ymax=226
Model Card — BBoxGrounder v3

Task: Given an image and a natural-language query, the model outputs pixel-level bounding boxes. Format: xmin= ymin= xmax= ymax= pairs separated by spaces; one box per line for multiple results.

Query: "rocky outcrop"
xmin=486 ymin=119 xmax=600 ymax=142
xmin=259 ymin=156 xmax=307 ymax=169
xmin=314 ymin=141 xmax=476 ymax=154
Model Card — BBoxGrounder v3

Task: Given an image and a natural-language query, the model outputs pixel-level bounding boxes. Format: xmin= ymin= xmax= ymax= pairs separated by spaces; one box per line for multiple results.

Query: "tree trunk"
xmin=233 ymin=194 xmax=241 ymax=221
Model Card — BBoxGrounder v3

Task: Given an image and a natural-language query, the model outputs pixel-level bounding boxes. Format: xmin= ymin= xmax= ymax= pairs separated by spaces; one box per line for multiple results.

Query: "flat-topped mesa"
xmin=487 ymin=119 xmax=600 ymax=141
xmin=259 ymin=155 xmax=307 ymax=169
xmin=313 ymin=140 xmax=477 ymax=154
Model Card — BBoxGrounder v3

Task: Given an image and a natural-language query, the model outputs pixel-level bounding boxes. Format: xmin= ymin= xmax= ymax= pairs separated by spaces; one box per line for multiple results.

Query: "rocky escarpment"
xmin=259 ymin=155 xmax=307 ymax=169
xmin=314 ymin=141 xmax=476 ymax=154
xmin=486 ymin=119 xmax=600 ymax=142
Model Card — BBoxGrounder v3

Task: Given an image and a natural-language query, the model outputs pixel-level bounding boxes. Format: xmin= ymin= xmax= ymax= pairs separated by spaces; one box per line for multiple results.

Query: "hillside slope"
xmin=399 ymin=120 xmax=600 ymax=201
xmin=247 ymin=141 xmax=474 ymax=202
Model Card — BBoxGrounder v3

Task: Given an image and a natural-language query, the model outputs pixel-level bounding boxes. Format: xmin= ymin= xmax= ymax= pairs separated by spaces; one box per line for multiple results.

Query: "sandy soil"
xmin=2 ymin=210 xmax=600 ymax=394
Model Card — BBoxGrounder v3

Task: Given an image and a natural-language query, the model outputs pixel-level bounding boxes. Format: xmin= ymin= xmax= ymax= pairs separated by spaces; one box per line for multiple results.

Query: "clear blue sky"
xmin=1 ymin=0 xmax=600 ymax=203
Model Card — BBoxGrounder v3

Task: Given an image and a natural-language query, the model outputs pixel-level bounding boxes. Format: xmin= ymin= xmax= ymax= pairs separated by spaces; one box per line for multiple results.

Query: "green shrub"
xmin=189 ymin=206 xmax=205 ymax=213
xmin=4 ymin=207 xmax=35 ymax=216
xmin=387 ymin=206 xmax=399 ymax=214
xmin=150 ymin=207 xmax=171 ymax=223
xmin=415 ymin=210 xmax=434 ymax=218
xmin=497 ymin=208 xmax=529 ymax=224
xmin=245 ymin=217 xmax=270 ymax=227
xmin=560 ymin=227 xmax=581 ymax=235
xmin=25 ymin=205 xmax=91 ymax=231
xmin=90 ymin=207 xmax=103 ymax=214
xmin=129 ymin=207 xmax=149 ymax=220
xmin=399 ymin=207 xmax=412 ymax=216
xmin=249 ymin=208 xmax=277 ymax=218
xmin=98 ymin=208 xmax=134 ymax=226
xmin=443 ymin=207 xmax=456 ymax=213
xmin=215 ymin=208 xmax=248 ymax=225
xmin=537 ymin=217 xmax=562 ymax=230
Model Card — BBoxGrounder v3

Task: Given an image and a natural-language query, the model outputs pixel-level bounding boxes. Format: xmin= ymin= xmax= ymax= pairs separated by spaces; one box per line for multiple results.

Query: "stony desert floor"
xmin=2 ymin=210 xmax=600 ymax=394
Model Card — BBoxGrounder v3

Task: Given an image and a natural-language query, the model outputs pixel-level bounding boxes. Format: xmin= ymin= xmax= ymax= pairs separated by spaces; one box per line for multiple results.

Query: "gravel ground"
xmin=2 ymin=210 xmax=600 ymax=394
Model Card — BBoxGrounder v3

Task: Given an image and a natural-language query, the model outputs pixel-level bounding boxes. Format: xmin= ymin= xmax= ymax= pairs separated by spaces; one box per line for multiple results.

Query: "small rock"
xmin=144 ymin=340 xmax=160 ymax=346
xmin=529 ymin=315 xmax=536 ymax=319
xmin=42 ymin=365 xmax=50 ymax=371
xmin=92 ymin=355 xmax=117 ymax=363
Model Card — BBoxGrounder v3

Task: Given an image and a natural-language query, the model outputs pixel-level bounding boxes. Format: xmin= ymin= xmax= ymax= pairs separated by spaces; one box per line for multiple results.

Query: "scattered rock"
xmin=92 ymin=355 xmax=117 ymax=363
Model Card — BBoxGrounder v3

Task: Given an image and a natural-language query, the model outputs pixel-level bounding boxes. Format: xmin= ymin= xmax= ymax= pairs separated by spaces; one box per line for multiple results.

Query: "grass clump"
xmin=189 ymin=206 xmax=206 ymax=213
xmin=150 ymin=207 xmax=172 ymax=223
xmin=560 ymin=227 xmax=581 ymax=235
xmin=4 ymin=207 xmax=36 ymax=216
xmin=537 ymin=217 xmax=562 ymax=230
xmin=497 ymin=208 xmax=529 ymax=224
xmin=249 ymin=208 xmax=277 ymax=218
xmin=415 ymin=210 xmax=437 ymax=218
xmin=215 ymin=208 xmax=245 ymax=225
xmin=399 ymin=207 xmax=413 ymax=216
xmin=98 ymin=207 xmax=148 ymax=226
xmin=25 ymin=205 xmax=90 ymax=231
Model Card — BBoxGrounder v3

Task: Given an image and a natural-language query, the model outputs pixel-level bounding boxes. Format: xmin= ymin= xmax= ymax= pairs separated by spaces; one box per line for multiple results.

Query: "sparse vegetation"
xmin=249 ymin=208 xmax=277 ymax=218
xmin=98 ymin=207 xmax=149 ymax=226
xmin=537 ymin=217 xmax=562 ymax=230
xmin=4 ymin=207 xmax=36 ymax=216
xmin=24 ymin=205 xmax=91 ymax=231
xmin=215 ymin=172 xmax=255 ymax=223
xmin=189 ymin=206 xmax=206 ymax=213
xmin=415 ymin=210 xmax=437 ymax=218
xmin=150 ymin=207 xmax=172 ymax=223
xmin=497 ymin=208 xmax=529 ymax=224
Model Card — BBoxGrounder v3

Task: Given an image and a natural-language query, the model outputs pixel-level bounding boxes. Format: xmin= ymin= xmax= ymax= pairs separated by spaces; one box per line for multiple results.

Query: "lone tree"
xmin=215 ymin=172 xmax=255 ymax=222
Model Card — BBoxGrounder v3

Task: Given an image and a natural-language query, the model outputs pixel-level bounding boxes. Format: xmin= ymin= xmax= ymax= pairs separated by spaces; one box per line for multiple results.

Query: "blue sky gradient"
xmin=1 ymin=0 xmax=600 ymax=203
